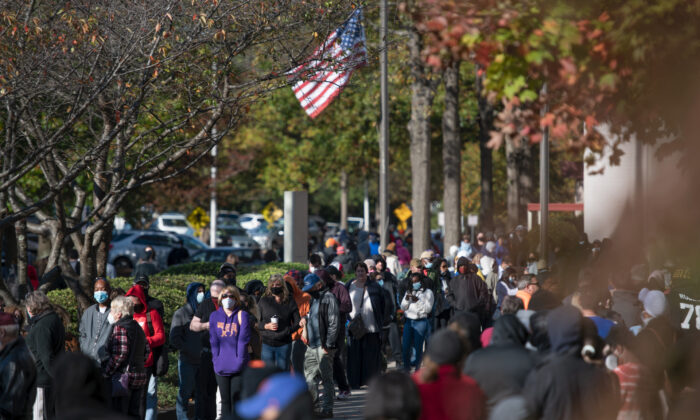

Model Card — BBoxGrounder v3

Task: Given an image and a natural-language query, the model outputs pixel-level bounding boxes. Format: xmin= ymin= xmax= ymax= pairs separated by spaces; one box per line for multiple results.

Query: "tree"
xmin=442 ymin=60 xmax=461 ymax=252
xmin=0 ymin=0 xmax=355 ymax=307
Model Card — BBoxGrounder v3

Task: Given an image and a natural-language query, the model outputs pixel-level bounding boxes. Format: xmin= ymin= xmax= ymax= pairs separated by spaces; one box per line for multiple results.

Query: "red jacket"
xmin=413 ymin=365 xmax=486 ymax=420
xmin=126 ymin=284 xmax=165 ymax=367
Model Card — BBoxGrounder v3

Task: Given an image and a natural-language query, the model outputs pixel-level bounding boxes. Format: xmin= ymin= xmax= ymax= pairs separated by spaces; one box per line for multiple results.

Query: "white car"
xmin=239 ymin=213 xmax=265 ymax=230
xmin=152 ymin=212 xmax=194 ymax=236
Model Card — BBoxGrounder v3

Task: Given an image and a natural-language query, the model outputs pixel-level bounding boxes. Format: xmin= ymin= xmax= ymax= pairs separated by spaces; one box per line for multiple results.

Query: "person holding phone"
xmin=401 ymin=272 xmax=434 ymax=372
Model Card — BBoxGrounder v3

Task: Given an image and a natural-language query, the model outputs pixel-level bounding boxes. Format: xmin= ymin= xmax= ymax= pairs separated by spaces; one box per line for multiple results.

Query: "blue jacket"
xmin=209 ymin=307 xmax=250 ymax=376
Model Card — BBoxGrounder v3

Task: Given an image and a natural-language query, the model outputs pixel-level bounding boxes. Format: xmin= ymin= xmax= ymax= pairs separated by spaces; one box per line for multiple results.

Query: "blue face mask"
xmin=425 ymin=262 xmax=433 ymax=269
xmin=377 ymin=280 xmax=384 ymax=288
xmin=196 ymin=292 xmax=204 ymax=303
xmin=94 ymin=291 xmax=109 ymax=304
xmin=412 ymin=282 xmax=421 ymax=291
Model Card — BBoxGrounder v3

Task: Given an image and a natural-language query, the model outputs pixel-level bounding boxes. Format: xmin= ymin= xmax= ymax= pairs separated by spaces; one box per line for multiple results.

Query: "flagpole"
xmin=379 ymin=0 xmax=390 ymax=250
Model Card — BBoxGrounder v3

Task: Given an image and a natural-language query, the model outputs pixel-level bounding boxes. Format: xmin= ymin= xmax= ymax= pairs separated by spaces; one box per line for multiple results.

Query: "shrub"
xmin=46 ymin=261 xmax=307 ymax=409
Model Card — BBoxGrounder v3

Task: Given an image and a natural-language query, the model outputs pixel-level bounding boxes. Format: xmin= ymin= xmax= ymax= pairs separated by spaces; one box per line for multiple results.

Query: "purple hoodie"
xmin=209 ymin=307 xmax=250 ymax=375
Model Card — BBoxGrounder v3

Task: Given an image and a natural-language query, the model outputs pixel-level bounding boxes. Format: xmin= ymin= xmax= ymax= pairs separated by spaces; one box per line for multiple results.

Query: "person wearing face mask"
xmin=79 ymin=277 xmax=114 ymax=366
xmin=103 ymin=296 xmax=149 ymax=416
xmin=133 ymin=246 xmax=160 ymax=278
xmin=125 ymin=284 xmax=165 ymax=419
xmin=170 ymin=282 xmax=206 ymax=420
xmin=0 ymin=312 xmax=37 ymax=420
xmin=446 ymin=257 xmax=490 ymax=329
xmin=346 ymin=262 xmax=387 ymax=391
xmin=258 ymin=274 xmax=304 ymax=371
xmin=209 ymin=286 xmax=251 ymax=420
xmin=435 ymin=258 xmax=453 ymax=329
xmin=495 ymin=267 xmax=519 ymax=316
xmin=401 ymin=273 xmax=434 ymax=372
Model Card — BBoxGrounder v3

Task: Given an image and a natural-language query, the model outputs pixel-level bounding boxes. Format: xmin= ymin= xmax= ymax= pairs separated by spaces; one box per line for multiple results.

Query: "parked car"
xmin=249 ymin=224 xmax=283 ymax=249
xmin=109 ymin=230 xmax=181 ymax=274
xmin=186 ymin=247 xmax=264 ymax=266
xmin=216 ymin=211 xmax=240 ymax=227
xmin=151 ymin=212 xmax=195 ymax=236
xmin=174 ymin=233 xmax=210 ymax=254
xmin=216 ymin=225 xmax=259 ymax=248
xmin=239 ymin=213 xmax=265 ymax=230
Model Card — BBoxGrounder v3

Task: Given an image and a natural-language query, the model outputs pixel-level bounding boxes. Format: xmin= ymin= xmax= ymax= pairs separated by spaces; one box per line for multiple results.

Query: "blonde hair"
xmin=220 ymin=286 xmax=241 ymax=307
xmin=264 ymin=274 xmax=290 ymax=303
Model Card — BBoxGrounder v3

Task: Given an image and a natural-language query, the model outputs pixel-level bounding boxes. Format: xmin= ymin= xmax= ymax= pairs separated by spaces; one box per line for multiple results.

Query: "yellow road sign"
xmin=187 ymin=207 xmax=210 ymax=236
xmin=394 ymin=203 xmax=412 ymax=222
xmin=262 ymin=202 xmax=283 ymax=225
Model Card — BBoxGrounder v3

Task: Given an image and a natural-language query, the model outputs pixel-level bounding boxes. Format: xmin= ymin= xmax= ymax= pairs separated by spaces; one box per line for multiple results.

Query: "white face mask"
xmin=197 ymin=292 xmax=205 ymax=303
xmin=222 ymin=298 xmax=235 ymax=309
xmin=108 ymin=313 xmax=117 ymax=324
xmin=605 ymin=354 xmax=618 ymax=371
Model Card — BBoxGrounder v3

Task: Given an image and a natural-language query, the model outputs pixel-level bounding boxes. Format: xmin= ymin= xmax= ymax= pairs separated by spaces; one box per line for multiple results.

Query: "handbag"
xmin=111 ymin=372 xmax=130 ymax=397
xmin=348 ymin=285 xmax=369 ymax=340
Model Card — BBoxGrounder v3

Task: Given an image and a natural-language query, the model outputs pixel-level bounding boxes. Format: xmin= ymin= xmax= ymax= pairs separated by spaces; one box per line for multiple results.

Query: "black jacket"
xmin=464 ymin=315 xmax=537 ymax=407
xmin=313 ymin=289 xmax=340 ymax=350
xmin=0 ymin=337 xmax=37 ymax=419
xmin=26 ymin=310 xmax=65 ymax=387
xmin=170 ymin=304 xmax=202 ymax=365
xmin=114 ymin=315 xmax=148 ymax=378
xmin=257 ymin=296 xmax=301 ymax=347
xmin=447 ymin=272 xmax=490 ymax=316
xmin=523 ymin=306 xmax=620 ymax=420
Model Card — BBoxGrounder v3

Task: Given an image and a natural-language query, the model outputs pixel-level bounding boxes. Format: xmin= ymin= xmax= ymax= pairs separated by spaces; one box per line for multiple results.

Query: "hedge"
xmin=47 ymin=261 xmax=306 ymax=408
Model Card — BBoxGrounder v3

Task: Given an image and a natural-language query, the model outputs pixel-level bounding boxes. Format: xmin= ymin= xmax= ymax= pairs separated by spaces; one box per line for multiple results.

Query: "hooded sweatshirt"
xmin=285 ymin=275 xmax=311 ymax=341
xmin=126 ymin=284 xmax=165 ymax=367
xmin=464 ymin=315 xmax=537 ymax=407
xmin=209 ymin=305 xmax=251 ymax=376
xmin=170 ymin=282 xmax=205 ymax=365
xmin=447 ymin=257 xmax=489 ymax=316
xmin=523 ymin=305 xmax=620 ymax=420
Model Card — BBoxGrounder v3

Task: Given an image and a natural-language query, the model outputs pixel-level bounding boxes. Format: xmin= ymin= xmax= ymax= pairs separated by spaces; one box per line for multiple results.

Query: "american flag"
xmin=288 ymin=9 xmax=367 ymax=118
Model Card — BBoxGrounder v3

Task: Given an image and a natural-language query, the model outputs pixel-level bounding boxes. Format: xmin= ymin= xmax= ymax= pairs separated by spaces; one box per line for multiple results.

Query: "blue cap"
xmin=236 ymin=373 xmax=308 ymax=419
xmin=301 ymin=273 xmax=320 ymax=292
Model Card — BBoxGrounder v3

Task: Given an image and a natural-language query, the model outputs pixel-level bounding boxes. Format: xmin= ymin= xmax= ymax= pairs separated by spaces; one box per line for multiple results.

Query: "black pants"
xmin=436 ymin=308 xmax=452 ymax=330
xmin=346 ymin=332 xmax=382 ymax=389
xmin=197 ymin=351 xmax=218 ymax=420
xmin=215 ymin=373 xmax=243 ymax=420
xmin=137 ymin=366 xmax=154 ymax=419
xmin=332 ymin=334 xmax=350 ymax=392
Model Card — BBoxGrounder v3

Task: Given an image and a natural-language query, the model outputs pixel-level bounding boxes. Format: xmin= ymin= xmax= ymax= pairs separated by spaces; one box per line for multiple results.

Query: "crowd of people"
xmin=2 ymin=224 xmax=700 ymax=420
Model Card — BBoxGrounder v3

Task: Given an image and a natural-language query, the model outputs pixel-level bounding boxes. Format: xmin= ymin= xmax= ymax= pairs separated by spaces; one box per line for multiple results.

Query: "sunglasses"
xmin=220 ymin=294 xmax=234 ymax=299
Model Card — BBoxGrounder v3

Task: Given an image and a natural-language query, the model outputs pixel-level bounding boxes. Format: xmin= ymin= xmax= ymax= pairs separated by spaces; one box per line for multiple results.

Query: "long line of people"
xmin=4 ymin=229 xmax=700 ymax=420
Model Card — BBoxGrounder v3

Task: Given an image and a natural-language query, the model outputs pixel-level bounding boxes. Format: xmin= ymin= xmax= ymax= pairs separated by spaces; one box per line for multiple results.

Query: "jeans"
xmin=261 ymin=343 xmax=292 ymax=371
xmin=145 ymin=374 xmax=158 ymax=420
xmin=304 ymin=346 xmax=335 ymax=412
xmin=215 ymin=373 xmax=242 ymax=420
xmin=402 ymin=318 xmax=430 ymax=370
xmin=176 ymin=360 xmax=200 ymax=420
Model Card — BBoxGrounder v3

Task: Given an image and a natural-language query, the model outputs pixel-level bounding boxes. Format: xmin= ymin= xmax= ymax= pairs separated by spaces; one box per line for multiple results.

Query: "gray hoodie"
xmin=78 ymin=304 xmax=112 ymax=364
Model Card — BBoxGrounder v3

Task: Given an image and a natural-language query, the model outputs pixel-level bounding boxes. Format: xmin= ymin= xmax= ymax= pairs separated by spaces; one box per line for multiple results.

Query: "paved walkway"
xmin=331 ymin=388 xmax=366 ymax=420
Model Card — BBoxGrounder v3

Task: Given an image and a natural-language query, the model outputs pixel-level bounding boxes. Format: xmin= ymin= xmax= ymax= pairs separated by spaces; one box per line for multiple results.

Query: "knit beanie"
xmin=642 ymin=289 xmax=667 ymax=318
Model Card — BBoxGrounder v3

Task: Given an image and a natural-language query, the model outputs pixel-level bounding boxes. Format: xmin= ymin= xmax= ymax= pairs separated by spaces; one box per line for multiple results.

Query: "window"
xmin=134 ymin=234 xmax=170 ymax=246
xmin=112 ymin=233 xmax=131 ymax=242
xmin=162 ymin=218 xmax=188 ymax=227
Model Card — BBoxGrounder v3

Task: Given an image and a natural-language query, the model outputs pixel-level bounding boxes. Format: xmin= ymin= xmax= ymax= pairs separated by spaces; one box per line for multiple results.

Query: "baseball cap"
xmin=133 ymin=275 xmax=149 ymax=286
xmin=420 ymin=250 xmax=435 ymax=261
xmin=236 ymin=373 xmax=308 ymax=419
xmin=301 ymin=273 xmax=321 ymax=292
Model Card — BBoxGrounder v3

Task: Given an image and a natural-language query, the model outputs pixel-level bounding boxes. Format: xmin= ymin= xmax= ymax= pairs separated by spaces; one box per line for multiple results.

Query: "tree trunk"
xmin=408 ymin=28 xmax=436 ymax=258
xmin=442 ymin=60 xmax=461 ymax=254
xmin=14 ymin=217 xmax=27 ymax=294
xmin=476 ymin=70 xmax=494 ymax=231
xmin=340 ymin=170 xmax=348 ymax=230
xmin=518 ymin=141 xmax=535 ymax=221
xmin=505 ymin=135 xmax=520 ymax=230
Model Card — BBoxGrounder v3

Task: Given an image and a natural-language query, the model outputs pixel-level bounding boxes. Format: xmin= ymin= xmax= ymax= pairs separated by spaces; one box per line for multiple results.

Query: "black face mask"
xmin=309 ymin=290 xmax=321 ymax=299
xmin=271 ymin=287 xmax=284 ymax=296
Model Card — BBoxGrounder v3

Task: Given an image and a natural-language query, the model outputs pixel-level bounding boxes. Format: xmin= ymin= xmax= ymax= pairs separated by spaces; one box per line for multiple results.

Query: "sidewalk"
xmin=331 ymin=388 xmax=366 ymax=420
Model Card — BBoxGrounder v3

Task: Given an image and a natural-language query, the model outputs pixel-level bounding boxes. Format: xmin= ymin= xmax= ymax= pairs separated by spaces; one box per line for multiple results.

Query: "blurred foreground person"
xmin=523 ymin=305 xmax=620 ymax=419
xmin=0 ymin=312 xmax=36 ymax=419
xmin=237 ymin=373 xmax=313 ymax=420
xmin=365 ymin=371 xmax=422 ymax=420
xmin=413 ymin=329 xmax=486 ymax=420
